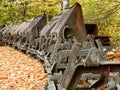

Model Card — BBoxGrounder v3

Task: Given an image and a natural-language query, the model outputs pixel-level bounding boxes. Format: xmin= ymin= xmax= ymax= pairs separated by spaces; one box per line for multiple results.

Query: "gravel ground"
xmin=0 ymin=46 xmax=47 ymax=90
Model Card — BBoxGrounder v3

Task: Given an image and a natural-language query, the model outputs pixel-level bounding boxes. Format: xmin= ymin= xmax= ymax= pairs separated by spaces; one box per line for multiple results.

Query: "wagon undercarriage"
xmin=0 ymin=2 xmax=119 ymax=90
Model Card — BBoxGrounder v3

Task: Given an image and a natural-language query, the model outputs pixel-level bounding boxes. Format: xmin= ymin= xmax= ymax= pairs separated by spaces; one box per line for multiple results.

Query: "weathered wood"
xmin=96 ymin=39 xmax=107 ymax=61
xmin=60 ymin=43 xmax=81 ymax=89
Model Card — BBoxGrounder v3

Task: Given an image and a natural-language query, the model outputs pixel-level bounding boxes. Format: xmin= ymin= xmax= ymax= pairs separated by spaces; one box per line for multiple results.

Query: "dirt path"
xmin=0 ymin=46 xmax=47 ymax=90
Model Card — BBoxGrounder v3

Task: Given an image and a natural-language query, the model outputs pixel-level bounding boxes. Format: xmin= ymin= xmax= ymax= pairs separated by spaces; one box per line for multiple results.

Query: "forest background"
xmin=0 ymin=0 xmax=120 ymax=45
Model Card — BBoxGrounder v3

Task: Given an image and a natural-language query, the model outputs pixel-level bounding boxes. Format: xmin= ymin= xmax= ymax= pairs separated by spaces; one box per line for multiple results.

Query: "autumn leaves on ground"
xmin=0 ymin=46 xmax=47 ymax=90
xmin=0 ymin=45 xmax=120 ymax=90
xmin=106 ymin=47 xmax=120 ymax=61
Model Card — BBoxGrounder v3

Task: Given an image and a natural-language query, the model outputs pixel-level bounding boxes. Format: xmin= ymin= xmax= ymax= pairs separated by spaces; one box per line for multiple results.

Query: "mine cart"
xmin=1 ymin=1 xmax=119 ymax=90
xmin=85 ymin=24 xmax=111 ymax=46
xmin=24 ymin=14 xmax=47 ymax=55
xmin=37 ymin=3 xmax=120 ymax=90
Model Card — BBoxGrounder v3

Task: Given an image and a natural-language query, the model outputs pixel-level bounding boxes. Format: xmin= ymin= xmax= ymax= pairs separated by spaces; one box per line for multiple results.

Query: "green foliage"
xmin=70 ymin=0 xmax=120 ymax=46
xmin=0 ymin=0 xmax=60 ymax=25
xmin=0 ymin=0 xmax=119 ymax=45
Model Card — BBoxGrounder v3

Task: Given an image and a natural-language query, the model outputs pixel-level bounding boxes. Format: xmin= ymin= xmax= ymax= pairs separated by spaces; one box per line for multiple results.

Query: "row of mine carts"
xmin=1 ymin=6 xmax=110 ymax=55
xmin=1 ymin=3 xmax=119 ymax=90
xmin=2 ymin=14 xmax=47 ymax=56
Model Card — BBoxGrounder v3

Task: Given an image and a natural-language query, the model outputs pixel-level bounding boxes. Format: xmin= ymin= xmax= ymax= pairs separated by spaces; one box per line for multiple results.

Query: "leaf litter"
xmin=0 ymin=46 xmax=47 ymax=90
